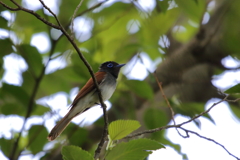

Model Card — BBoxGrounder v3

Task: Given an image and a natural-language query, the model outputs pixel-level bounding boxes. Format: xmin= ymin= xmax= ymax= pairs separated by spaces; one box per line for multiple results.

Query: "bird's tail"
xmin=47 ymin=113 xmax=73 ymax=141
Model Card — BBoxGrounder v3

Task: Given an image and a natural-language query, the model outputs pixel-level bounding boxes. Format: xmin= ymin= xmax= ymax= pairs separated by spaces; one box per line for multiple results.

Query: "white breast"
xmin=99 ymin=72 xmax=117 ymax=101
xmin=68 ymin=73 xmax=117 ymax=118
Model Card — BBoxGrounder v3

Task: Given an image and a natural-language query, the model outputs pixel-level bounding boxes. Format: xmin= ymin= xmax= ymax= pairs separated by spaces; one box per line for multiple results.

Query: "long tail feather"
xmin=47 ymin=113 xmax=73 ymax=141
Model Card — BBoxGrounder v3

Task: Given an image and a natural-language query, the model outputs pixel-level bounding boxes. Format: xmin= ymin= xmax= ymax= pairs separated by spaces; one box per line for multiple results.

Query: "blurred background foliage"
xmin=0 ymin=0 xmax=240 ymax=160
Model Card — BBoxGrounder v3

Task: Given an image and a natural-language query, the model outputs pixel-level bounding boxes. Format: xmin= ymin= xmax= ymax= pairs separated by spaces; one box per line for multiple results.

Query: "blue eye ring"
xmin=107 ymin=63 xmax=114 ymax=68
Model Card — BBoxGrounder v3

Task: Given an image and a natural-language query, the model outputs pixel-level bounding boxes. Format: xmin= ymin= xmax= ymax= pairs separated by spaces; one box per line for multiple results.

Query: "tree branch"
xmin=1 ymin=0 xmax=110 ymax=158
xmin=124 ymin=97 xmax=240 ymax=160
xmin=9 ymin=40 xmax=55 ymax=160
xmin=153 ymin=71 xmax=187 ymax=138
xmin=2 ymin=0 xmax=61 ymax=29
xmin=70 ymin=0 xmax=85 ymax=39
xmin=179 ymin=127 xmax=240 ymax=160
xmin=37 ymin=1 xmax=109 ymax=159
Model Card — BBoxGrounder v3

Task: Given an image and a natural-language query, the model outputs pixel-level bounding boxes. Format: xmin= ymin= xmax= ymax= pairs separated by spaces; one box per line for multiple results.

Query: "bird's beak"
xmin=116 ymin=64 xmax=125 ymax=68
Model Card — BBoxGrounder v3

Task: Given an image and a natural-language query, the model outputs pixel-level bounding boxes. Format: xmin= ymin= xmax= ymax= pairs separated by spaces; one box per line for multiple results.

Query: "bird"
xmin=47 ymin=61 xmax=125 ymax=141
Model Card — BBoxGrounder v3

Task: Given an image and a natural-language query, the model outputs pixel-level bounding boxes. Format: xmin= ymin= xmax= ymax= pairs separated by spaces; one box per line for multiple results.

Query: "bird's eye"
xmin=107 ymin=63 xmax=114 ymax=68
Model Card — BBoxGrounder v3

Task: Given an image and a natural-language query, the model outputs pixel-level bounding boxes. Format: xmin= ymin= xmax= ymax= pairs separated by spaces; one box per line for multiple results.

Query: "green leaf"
xmin=59 ymin=0 xmax=88 ymax=25
xmin=0 ymin=16 xmax=8 ymax=29
xmin=230 ymin=104 xmax=240 ymax=120
xmin=156 ymin=0 xmax=170 ymax=13
xmin=0 ymin=38 xmax=13 ymax=78
xmin=32 ymin=104 xmax=50 ymax=116
xmin=144 ymin=108 xmax=168 ymax=129
xmin=37 ymin=66 xmax=82 ymax=98
xmin=0 ymin=135 xmax=27 ymax=159
xmin=62 ymin=145 xmax=94 ymax=160
xmin=115 ymin=42 xmax=141 ymax=62
xmin=109 ymin=120 xmax=141 ymax=141
xmin=224 ymin=83 xmax=240 ymax=94
xmin=106 ymin=139 xmax=165 ymax=160
xmin=0 ymin=83 xmax=30 ymax=116
xmin=0 ymin=138 xmax=14 ymax=158
xmin=0 ymin=38 xmax=13 ymax=56
xmin=139 ymin=8 xmax=179 ymax=60
xmin=14 ymin=10 xmax=47 ymax=41
xmin=18 ymin=44 xmax=43 ymax=77
xmin=125 ymin=80 xmax=154 ymax=99
xmin=144 ymin=108 xmax=168 ymax=140
xmin=175 ymin=0 xmax=205 ymax=22
xmin=1 ymin=103 xmax=24 ymax=116
xmin=66 ymin=124 xmax=88 ymax=146
xmin=28 ymin=125 xmax=48 ymax=154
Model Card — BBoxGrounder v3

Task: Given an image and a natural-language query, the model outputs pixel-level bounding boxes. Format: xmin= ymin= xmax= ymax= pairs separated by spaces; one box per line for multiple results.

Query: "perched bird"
xmin=47 ymin=61 xmax=125 ymax=141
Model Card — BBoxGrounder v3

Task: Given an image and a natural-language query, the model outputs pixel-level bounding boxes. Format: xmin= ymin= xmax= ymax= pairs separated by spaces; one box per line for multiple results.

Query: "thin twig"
xmin=6 ymin=0 xmax=61 ymax=29
xmin=55 ymin=1 xmax=108 ymax=42
xmin=0 ymin=1 xmax=20 ymax=11
xmin=179 ymin=127 xmax=240 ymax=160
xmin=9 ymin=42 xmax=55 ymax=160
xmin=153 ymin=71 xmax=175 ymax=121
xmin=2 ymin=0 xmax=108 ymax=158
xmin=70 ymin=0 xmax=85 ymax=39
xmin=124 ymin=97 xmax=240 ymax=159
xmin=153 ymin=71 xmax=187 ymax=138
xmin=179 ymin=96 xmax=230 ymax=127
xmin=38 ymin=0 xmax=62 ymax=28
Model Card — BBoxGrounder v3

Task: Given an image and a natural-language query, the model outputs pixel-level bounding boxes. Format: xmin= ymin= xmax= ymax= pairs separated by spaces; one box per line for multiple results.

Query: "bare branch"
xmin=0 ymin=1 xmax=20 ymax=11
xmin=38 ymin=0 xmax=62 ymax=28
xmin=36 ymin=1 xmax=109 ymax=158
xmin=9 ymin=40 xmax=55 ymax=160
xmin=70 ymin=0 xmax=85 ymax=39
xmin=5 ymin=0 xmax=61 ymax=29
xmin=153 ymin=71 xmax=188 ymax=138
xmin=124 ymin=97 xmax=240 ymax=160
xmin=2 ymin=1 xmax=109 ymax=158
xmin=179 ymin=96 xmax=229 ymax=127
xmin=179 ymin=127 xmax=240 ymax=160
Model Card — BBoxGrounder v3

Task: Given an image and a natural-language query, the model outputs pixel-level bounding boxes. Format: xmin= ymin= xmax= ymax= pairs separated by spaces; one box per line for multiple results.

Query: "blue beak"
xmin=116 ymin=64 xmax=125 ymax=68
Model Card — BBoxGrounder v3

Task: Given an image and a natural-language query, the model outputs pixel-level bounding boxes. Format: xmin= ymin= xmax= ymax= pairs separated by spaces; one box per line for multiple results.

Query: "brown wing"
xmin=70 ymin=72 xmax=106 ymax=108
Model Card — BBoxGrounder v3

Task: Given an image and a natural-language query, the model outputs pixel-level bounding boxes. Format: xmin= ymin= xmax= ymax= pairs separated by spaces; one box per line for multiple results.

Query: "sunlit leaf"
xmin=175 ymin=0 xmax=205 ymax=22
xmin=109 ymin=120 xmax=140 ymax=141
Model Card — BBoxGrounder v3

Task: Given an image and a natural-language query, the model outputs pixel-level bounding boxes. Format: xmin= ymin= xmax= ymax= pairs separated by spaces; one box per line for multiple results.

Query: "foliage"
xmin=62 ymin=120 xmax=164 ymax=160
xmin=225 ymin=83 xmax=240 ymax=94
xmin=0 ymin=0 xmax=240 ymax=160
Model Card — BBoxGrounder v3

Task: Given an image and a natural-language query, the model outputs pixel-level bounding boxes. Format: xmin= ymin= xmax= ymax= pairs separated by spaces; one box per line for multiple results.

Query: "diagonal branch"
xmin=5 ymin=0 xmax=61 ymax=29
xmin=70 ymin=0 xmax=85 ymax=39
xmin=37 ymin=1 xmax=109 ymax=159
xmin=153 ymin=71 xmax=188 ymax=138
